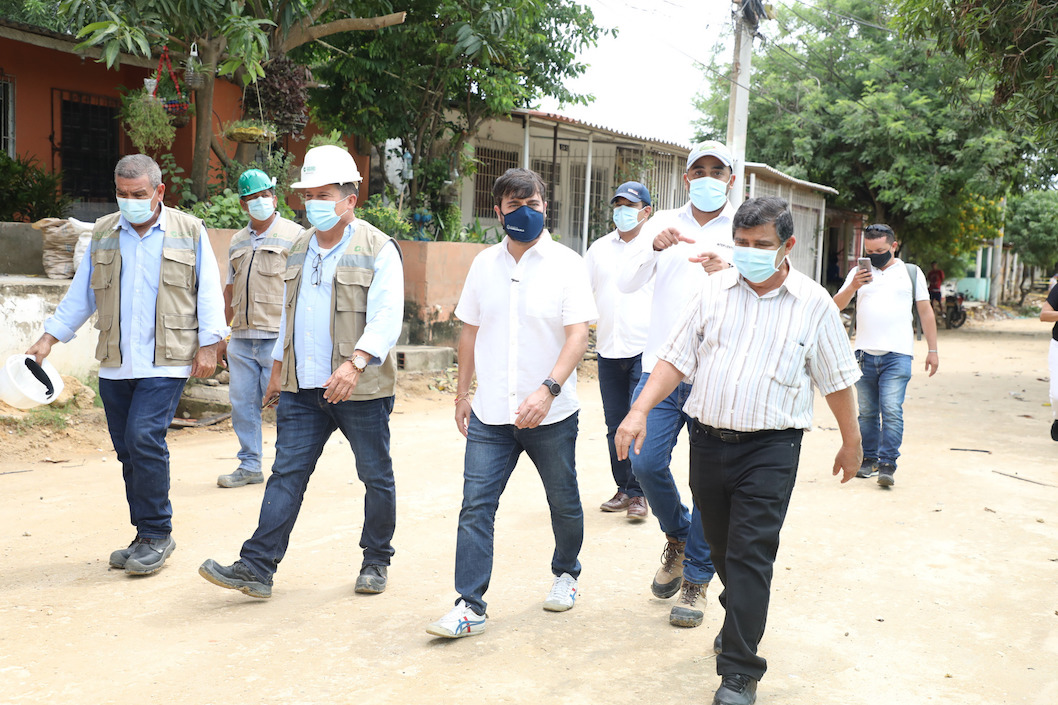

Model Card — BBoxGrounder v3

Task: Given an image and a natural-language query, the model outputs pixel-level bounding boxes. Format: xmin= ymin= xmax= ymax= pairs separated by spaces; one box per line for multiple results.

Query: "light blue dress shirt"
xmin=44 ymin=208 xmax=230 ymax=380
xmin=271 ymin=221 xmax=404 ymax=390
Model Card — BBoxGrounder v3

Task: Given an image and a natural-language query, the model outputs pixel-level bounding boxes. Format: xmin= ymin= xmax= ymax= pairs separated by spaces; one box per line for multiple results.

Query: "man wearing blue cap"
xmin=216 ymin=169 xmax=303 ymax=488
xmin=584 ymin=181 xmax=654 ymax=521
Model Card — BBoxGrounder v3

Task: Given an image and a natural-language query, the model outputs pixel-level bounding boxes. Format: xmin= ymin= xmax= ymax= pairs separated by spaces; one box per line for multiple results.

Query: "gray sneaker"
xmin=877 ymin=462 xmax=896 ymax=487
xmin=199 ymin=559 xmax=272 ymax=598
xmin=354 ymin=565 xmax=388 ymax=594
xmin=217 ymin=468 xmax=264 ymax=488
xmin=124 ymin=536 xmax=176 ymax=575
xmin=856 ymin=458 xmax=878 ymax=479
xmin=109 ymin=538 xmax=137 ymax=569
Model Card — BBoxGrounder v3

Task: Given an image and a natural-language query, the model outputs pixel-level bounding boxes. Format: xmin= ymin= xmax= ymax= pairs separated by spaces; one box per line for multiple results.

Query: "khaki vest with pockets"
xmin=229 ymin=217 xmax=302 ymax=333
xmin=90 ymin=207 xmax=205 ymax=368
xmin=280 ymin=221 xmax=400 ymax=400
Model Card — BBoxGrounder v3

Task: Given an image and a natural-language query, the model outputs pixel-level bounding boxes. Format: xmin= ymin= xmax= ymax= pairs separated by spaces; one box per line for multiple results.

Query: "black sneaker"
xmin=199 ymin=559 xmax=272 ymax=598
xmin=1051 ymin=420 xmax=1058 ymax=442
xmin=713 ymin=630 xmax=722 ymax=654
xmin=856 ymin=458 xmax=877 ymax=478
xmin=124 ymin=535 xmax=175 ymax=575
xmin=109 ymin=538 xmax=137 ymax=569
xmin=713 ymin=673 xmax=757 ymax=705
xmin=354 ymin=565 xmax=388 ymax=594
xmin=877 ymin=462 xmax=896 ymax=487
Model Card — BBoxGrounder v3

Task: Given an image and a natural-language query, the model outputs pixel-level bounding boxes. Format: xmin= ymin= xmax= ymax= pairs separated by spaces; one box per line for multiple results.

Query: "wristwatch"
xmin=351 ymin=355 xmax=368 ymax=372
xmin=543 ymin=377 xmax=561 ymax=396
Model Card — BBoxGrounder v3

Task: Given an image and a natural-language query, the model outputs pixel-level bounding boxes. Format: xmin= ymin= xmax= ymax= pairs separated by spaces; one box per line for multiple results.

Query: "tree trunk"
xmin=190 ymin=39 xmax=224 ymax=201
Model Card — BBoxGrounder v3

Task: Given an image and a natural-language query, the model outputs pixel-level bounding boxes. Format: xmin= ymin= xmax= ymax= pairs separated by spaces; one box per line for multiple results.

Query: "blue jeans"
xmin=855 ymin=351 xmax=913 ymax=470
xmin=98 ymin=377 xmax=187 ymax=539
xmin=227 ymin=336 xmax=278 ymax=473
xmin=240 ymin=389 xmax=396 ymax=583
xmin=629 ymin=372 xmax=715 ymax=585
xmin=597 ymin=354 xmax=644 ymax=497
xmin=455 ymin=412 xmax=583 ymax=614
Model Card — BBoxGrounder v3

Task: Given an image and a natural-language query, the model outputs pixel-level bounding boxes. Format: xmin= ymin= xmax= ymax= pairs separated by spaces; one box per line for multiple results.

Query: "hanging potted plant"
xmin=223 ymin=119 xmax=277 ymax=144
xmin=152 ymin=46 xmax=192 ymax=127
xmin=183 ymin=42 xmax=205 ymax=92
xmin=120 ymin=88 xmax=176 ymax=154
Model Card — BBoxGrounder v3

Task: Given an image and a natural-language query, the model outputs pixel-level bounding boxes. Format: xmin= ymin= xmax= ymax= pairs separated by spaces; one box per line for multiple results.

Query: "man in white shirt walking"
xmin=427 ymin=168 xmax=597 ymax=638
xmin=616 ymin=141 xmax=736 ymax=628
xmin=584 ymin=181 xmax=654 ymax=520
xmin=834 ymin=223 xmax=938 ymax=487
xmin=618 ymin=197 xmax=862 ymax=705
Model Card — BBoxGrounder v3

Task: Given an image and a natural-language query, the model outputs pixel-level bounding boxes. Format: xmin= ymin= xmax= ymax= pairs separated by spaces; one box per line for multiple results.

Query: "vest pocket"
xmin=94 ymin=315 xmax=114 ymax=362
xmin=162 ymin=313 xmax=199 ymax=363
xmin=90 ymin=250 xmax=117 ymax=290
xmin=334 ymin=268 xmax=372 ymax=312
xmin=256 ymin=247 xmax=288 ymax=276
xmin=161 ymin=248 xmax=197 ymax=289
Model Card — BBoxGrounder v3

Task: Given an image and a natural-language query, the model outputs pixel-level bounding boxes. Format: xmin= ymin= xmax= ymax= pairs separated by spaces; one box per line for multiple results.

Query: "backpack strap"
xmin=905 ymin=262 xmax=923 ymax=341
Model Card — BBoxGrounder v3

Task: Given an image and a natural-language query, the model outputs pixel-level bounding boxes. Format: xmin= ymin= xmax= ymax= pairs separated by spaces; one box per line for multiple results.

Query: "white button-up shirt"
xmin=584 ymin=229 xmax=653 ymax=359
xmin=658 ymin=266 xmax=860 ymax=432
xmin=618 ymin=200 xmax=735 ymax=372
xmin=45 ymin=208 xmax=229 ymax=380
xmin=455 ymin=234 xmax=598 ymax=426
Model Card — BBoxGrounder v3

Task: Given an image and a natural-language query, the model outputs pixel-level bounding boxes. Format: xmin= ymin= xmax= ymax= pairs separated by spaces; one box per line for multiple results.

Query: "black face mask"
xmin=867 ymin=250 xmax=893 ymax=268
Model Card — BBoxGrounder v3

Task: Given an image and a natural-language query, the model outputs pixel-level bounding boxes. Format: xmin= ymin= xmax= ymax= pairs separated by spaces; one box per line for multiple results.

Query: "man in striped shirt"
xmin=616 ymin=197 xmax=862 ymax=705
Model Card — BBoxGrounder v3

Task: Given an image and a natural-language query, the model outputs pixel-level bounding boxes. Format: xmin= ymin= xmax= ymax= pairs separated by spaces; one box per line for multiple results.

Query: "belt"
xmin=695 ymin=422 xmax=790 ymax=444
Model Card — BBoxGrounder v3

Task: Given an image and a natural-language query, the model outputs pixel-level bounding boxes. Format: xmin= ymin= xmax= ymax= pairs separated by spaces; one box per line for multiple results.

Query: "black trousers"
xmin=688 ymin=422 xmax=803 ymax=681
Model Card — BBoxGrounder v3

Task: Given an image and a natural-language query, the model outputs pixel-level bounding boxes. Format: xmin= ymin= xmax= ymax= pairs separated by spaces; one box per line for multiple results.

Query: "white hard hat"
xmin=0 ymin=354 xmax=65 ymax=410
xmin=291 ymin=145 xmax=362 ymax=188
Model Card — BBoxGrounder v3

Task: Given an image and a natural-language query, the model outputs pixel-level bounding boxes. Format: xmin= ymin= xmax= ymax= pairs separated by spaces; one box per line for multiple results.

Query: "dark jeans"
xmin=688 ymin=422 xmax=803 ymax=682
xmin=240 ymin=389 xmax=396 ymax=583
xmin=597 ymin=354 xmax=643 ymax=497
xmin=98 ymin=377 xmax=187 ymax=538
xmin=455 ymin=412 xmax=583 ymax=614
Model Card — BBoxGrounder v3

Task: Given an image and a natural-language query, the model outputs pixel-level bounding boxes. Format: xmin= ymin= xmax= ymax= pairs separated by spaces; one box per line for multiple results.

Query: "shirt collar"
xmin=726 ymin=261 xmax=806 ymax=299
xmin=679 ymin=199 xmax=736 ymax=226
xmin=501 ymin=228 xmax=553 ymax=262
xmin=119 ymin=204 xmax=166 ymax=237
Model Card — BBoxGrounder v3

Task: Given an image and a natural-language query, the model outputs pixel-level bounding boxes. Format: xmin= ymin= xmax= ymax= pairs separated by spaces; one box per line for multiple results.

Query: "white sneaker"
xmin=543 ymin=572 xmax=578 ymax=612
xmin=426 ymin=599 xmax=487 ymax=638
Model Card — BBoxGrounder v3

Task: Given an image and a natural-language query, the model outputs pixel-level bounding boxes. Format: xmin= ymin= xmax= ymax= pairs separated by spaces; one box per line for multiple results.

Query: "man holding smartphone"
xmin=834 ymin=223 xmax=938 ymax=487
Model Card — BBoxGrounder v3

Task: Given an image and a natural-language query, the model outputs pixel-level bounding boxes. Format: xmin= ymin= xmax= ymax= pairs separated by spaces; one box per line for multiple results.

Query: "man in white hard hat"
xmin=615 ymin=140 xmax=737 ymax=629
xmin=215 ymin=168 xmax=303 ymax=489
xmin=27 ymin=153 xmax=228 ymax=577
xmin=199 ymin=144 xmax=405 ymax=598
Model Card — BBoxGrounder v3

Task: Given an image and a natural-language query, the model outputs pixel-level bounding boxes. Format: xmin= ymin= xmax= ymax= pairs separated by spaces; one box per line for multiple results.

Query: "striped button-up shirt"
xmin=657 ymin=266 xmax=859 ymax=432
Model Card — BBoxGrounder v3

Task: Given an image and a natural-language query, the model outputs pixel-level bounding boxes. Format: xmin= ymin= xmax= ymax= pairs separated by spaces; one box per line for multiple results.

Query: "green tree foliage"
xmin=1005 ymin=190 xmax=1058 ymax=300
xmin=305 ymin=0 xmax=608 ymax=218
xmin=57 ymin=1 xmax=405 ymax=200
xmin=0 ymin=0 xmax=68 ymax=32
xmin=694 ymin=0 xmax=1041 ymax=254
xmin=896 ymin=1 xmax=1058 ymax=151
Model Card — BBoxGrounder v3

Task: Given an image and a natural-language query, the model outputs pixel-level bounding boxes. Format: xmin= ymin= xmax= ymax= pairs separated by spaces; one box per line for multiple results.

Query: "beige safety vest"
xmin=89 ymin=207 xmax=205 ymax=368
xmin=228 ymin=217 xmax=302 ymax=333
xmin=279 ymin=221 xmax=400 ymax=400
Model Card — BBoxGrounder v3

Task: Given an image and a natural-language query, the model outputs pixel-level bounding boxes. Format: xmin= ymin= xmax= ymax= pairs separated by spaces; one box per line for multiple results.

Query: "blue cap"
xmin=611 ymin=181 xmax=651 ymax=206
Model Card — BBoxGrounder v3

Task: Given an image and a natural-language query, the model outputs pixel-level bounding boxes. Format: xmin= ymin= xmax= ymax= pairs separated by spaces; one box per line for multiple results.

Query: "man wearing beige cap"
xmin=616 ymin=140 xmax=737 ymax=628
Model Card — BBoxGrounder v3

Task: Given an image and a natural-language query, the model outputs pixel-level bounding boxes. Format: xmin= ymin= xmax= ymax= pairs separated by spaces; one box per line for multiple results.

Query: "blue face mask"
xmin=117 ymin=196 xmax=157 ymax=225
xmin=688 ymin=176 xmax=729 ymax=212
xmin=501 ymin=205 xmax=545 ymax=242
xmin=305 ymin=199 xmax=347 ymax=232
xmin=247 ymin=196 xmax=276 ymax=221
xmin=612 ymin=205 xmax=643 ymax=233
xmin=733 ymin=244 xmax=785 ymax=284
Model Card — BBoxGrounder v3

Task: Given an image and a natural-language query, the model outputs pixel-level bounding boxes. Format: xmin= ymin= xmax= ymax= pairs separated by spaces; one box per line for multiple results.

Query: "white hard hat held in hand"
xmin=0 ymin=355 xmax=65 ymax=410
xmin=291 ymin=145 xmax=362 ymax=189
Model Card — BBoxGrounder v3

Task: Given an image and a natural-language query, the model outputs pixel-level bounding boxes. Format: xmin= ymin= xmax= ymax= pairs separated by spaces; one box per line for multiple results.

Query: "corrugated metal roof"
xmin=511 ymin=108 xmax=692 ymax=153
xmin=745 ymin=161 xmax=838 ymax=196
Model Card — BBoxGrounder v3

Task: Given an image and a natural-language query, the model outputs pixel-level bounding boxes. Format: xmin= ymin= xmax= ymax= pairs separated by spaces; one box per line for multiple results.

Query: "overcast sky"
xmin=536 ymin=0 xmax=735 ymax=147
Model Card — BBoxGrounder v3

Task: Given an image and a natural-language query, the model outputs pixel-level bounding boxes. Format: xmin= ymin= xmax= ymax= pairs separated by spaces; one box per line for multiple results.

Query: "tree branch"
xmin=281 ymin=12 xmax=407 ymax=53
xmin=211 ymin=133 xmax=233 ymax=170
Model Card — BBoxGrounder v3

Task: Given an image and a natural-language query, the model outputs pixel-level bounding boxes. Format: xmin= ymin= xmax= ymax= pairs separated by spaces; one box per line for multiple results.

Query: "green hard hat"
xmin=238 ymin=169 xmax=277 ymax=197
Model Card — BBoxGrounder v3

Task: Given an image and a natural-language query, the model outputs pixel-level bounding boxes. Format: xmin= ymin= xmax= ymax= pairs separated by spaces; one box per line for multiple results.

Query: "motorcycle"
xmin=943 ymin=290 xmax=966 ymax=329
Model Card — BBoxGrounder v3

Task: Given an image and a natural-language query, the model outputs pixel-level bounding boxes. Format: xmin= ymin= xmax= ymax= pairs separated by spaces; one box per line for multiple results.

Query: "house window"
xmin=473 ymin=146 xmax=520 ymax=218
xmin=569 ymin=163 xmax=608 ymax=247
xmin=0 ymin=72 xmax=13 ymax=158
xmin=532 ymin=158 xmax=561 ymax=233
xmin=53 ymin=90 xmax=120 ymax=201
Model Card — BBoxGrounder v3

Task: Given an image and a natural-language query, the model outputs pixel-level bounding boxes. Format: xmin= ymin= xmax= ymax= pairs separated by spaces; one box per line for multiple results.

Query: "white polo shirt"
xmin=617 ymin=200 xmax=735 ymax=372
xmin=455 ymin=234 xmax=598 ymax=426
xmin=584 ymin=229 xmax=653 ymax=359
xmin=838 ymin=259 xmax=928 ymax=356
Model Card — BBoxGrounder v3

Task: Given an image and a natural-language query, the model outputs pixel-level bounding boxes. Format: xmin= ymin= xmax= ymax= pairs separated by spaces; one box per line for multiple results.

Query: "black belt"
xmin=694 ymin=422 xmax=791 ymax=444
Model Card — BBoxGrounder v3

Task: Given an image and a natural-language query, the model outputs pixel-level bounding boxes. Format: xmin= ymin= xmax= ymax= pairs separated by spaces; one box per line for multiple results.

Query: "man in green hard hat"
xmin=216 ymin=168 xmax=303 ymax=488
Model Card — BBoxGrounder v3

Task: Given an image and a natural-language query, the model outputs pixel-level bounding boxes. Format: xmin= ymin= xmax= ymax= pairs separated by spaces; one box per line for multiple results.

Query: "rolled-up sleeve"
xmin=195 ymin=226 xmax=230 ymax=346
xmin=44 ymin=247 xmax=97 ymax=343
xmin=355 ymin=240 xmax=405 ymax=364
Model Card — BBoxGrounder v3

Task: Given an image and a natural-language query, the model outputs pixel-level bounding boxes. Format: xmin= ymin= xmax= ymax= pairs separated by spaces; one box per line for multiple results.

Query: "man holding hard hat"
xmin=27 ymin=153 xmax=228 ymax=577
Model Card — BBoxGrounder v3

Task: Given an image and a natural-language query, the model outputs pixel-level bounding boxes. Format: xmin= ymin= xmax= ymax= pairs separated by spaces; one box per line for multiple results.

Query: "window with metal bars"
xmin=531 ymin=158 xmax=561 ymax=232
xmin=473 ymin=146 xmax=520 ymax=218
xmin=53 ymin=90 xmax=120 ymax=201
xmin=0 ymin=72 xmax=13 ymax=158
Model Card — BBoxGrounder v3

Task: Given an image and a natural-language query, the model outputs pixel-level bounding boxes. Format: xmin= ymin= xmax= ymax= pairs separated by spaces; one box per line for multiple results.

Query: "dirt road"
xmin=1 ymin=318 xmax=1056 ymax=704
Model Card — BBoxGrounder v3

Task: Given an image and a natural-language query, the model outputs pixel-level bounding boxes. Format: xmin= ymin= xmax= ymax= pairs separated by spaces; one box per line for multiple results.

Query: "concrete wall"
xmin=0 ymin=276 xmax=98 ymax=379
xmin=400 ymin=240 xmax=488 ymax=347
xmin=0 ymin=222 xmax=44 ymax=276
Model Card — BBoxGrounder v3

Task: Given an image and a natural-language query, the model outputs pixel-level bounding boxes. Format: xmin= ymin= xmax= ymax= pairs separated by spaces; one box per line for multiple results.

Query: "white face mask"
xmin=688 ymin=177 xmax=728 ymax=212
xmin=612 ymin=205 xmax=644 ymax=232
xmin=247 ymin=196 xmax=276 ymax=221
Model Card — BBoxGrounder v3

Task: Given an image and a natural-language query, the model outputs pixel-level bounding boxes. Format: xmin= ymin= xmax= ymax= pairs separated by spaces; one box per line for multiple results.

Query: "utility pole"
xmin=727 ymin=1 xmax=767 ymax=208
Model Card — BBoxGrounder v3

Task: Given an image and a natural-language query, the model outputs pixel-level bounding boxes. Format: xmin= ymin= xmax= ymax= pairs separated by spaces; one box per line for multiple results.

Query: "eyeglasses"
xmin=311 ymin=253 xmax=323 ymax=286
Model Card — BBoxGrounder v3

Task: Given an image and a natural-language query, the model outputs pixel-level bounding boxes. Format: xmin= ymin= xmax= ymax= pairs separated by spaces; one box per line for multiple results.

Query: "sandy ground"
xmin=1 ymin=317 xmax=1057 ymax=705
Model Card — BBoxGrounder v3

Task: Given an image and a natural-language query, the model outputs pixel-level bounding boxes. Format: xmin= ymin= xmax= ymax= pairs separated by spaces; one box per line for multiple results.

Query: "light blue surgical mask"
xmin=117 ymin=196 xmax=157 ymax=225
xmin=305 ymin=199 xmax=347 ymax=231
xmin=688 ymin=176 xmax=729 ymax=212
xmin=732 ymin=244 xmax=785 ymax=284
xmin=247 ymin=196 xmax=276 ymax=221
xmin=612 ymin=205 xmax=643 ymax=233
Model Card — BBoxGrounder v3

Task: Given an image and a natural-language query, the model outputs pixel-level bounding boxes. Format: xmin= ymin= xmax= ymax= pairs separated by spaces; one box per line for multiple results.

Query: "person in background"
xmin=1039 ymin=285 xmax=1058 ymax=441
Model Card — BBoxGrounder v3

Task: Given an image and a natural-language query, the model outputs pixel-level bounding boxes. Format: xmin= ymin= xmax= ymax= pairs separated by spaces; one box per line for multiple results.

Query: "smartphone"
xmin=858 ymin=257 xmax=871 ymax=271
xmin=262 ymin=394 xmax=280 ymax=409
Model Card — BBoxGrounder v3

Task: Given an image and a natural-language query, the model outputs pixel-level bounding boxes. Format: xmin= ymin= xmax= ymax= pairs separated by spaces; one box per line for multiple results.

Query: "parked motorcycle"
xmin=944 ymin=291 xmax=966 ymax=329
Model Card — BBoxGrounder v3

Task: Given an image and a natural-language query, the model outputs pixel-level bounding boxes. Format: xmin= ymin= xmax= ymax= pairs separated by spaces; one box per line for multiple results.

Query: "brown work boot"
xmin=626 ymin=496 xmax=648 ymax=521
xmin=600 ymin=491 xmax=631 ymax=512
xmin=669 ymin=579 xmax=706 ymax=627
xmin=651 ymin=536 xmax=685 ymax=598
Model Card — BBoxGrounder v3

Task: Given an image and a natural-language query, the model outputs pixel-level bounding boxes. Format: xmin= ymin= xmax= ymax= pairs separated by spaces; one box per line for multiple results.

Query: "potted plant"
xmin=120 ymin=89 xmax=176 ymax=154
xmin=223 ymin=119 xmax=277 ymax=144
